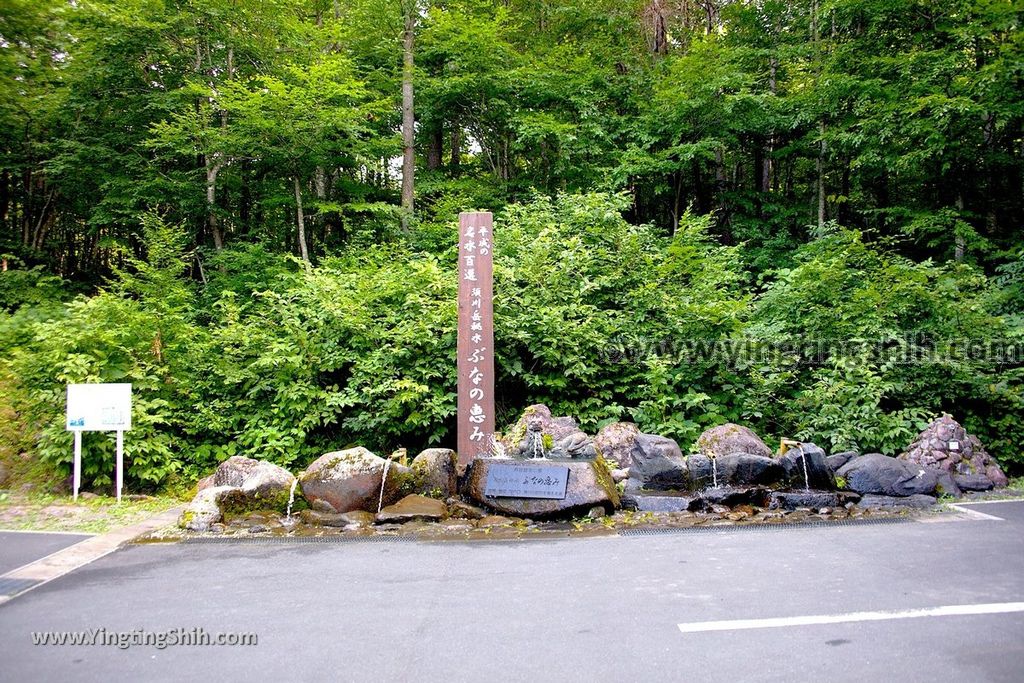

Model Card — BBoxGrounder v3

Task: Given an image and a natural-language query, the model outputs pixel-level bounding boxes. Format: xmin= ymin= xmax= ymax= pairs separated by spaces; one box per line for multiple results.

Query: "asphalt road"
xmin=1 ymin=503 xmax=1022 ymax=682
xmin=0 ymin=532 xmax=91 ymax=575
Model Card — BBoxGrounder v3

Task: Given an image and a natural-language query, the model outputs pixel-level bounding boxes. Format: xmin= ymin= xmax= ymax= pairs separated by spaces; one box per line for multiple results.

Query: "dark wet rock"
xmin=408 ymin=448 xmax=458 ymax=499
xmin=586 ymin=506 xmax=606 ymax=519
xmin=770 ymin=491 xmax=840 ymax=511
xmin=934 ymin=470 xmax=962 ymax=498
xmin=826 ymin=451 xmax=858 ymax=473
xmin=953 ymin=473 xmax=994 ymax=492
xmin=465 ymin=457 xmax=619 ymax=518
xmin=777 ymin=443 xmax=835 ymax=490
xmin=227 ymin=511 xmax=272 ymax=528
xmin=696 ymin=424 xmax=773 ymax=460
xmin=700 ymin=486 xmax=772 ymax=508
xmin=688 ymin=453 xmax=785 ymax=489
xmin=446 ymin=498 xmax=488 ymax=520
xmin=297 ymin=509 xmax=365 ymax=527
xmin=248 ymin=525 xmax=268 ymax=534
xmin=836 ymin=453 xmax=939 ymax=497
xmin=836 ymin=491 xmax=862 ymax=506
xmin=375 ymin=494 xmax=447 ymax=523
xmin=311 ymin=498 xmax=338 ymax=513
xmin=594 ymin=422 xmax=641 ymax=468
xmin=298 ymin=447 xmax=406 ymax=514
xmin=900 ymin=414 xmax=1007 ymax=488
xmin=621 ymin=493 xmax=703 ymax=513
xmin=501 ymin=404 xmax=597 ymax=459
xmin=339 ymin=511 xmax=376 ymax=528
xmin=720 ymin=453 xmax=786 ymax=487
xmin=859 ymin=493 xmax=937 ymax=509
xmin=628 ymin=434 xmax=689 ymax=490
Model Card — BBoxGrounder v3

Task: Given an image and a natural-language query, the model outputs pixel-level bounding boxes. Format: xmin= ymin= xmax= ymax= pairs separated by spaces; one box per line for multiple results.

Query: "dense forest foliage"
xmin=1 ymin=0 xmax=1021 ymax=490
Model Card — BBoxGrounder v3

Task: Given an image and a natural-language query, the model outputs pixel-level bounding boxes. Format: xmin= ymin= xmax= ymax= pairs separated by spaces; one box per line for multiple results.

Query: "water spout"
xmin=800 ymin=450 xmax=810 ymax=491
xmin=377 ymin=459 xmax=392 ymax=513
xmin=711 ymin=456 xmax=719 ymax=489
xmin=530 ymin=431 xmax=544 ymax=459
xmin=285 ymin=478 xmax=298 ymax=519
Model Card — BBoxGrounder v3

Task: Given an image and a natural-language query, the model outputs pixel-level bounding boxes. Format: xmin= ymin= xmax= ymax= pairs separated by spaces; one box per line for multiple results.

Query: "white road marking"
xmin=947 ymin=504 xmax=1004 ymax=521
xmin=952 ymin=499 xmax=1024 ymax=506
xmin=678 ymin=602 xmax=1024 ymax=634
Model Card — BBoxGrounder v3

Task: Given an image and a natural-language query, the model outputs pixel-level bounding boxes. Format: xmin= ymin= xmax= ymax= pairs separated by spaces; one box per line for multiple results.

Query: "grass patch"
xmin=0 ymin=490 xmax=183 ymax=534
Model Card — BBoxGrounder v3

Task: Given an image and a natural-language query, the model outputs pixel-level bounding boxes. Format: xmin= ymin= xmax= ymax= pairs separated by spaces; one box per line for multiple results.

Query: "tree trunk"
xmin=450 ymin=126 xmax=461 ymax=168
xmin=427 ymin=122 xmax=443 ymax=170
xmin=294 ymin=176 xmax=310 ymax=263
xmin=22 ymin=168 xmax=33 ymax=247
xmin=714 ymin=146 xmax=731 ymax=244
xmin=206 ymin=160 xmax=224 ymax=250
xmin=0 ymin=169 xmax=9 ymax=232
xmin=32 ymin=188 xmax=56 ymax=250
xmin=645 ymin=1 xmax=668 ymax=55
xmin=817 ymin=122 xmax=826 ymax=230
xmin=671 ymin=169 xmax=683 ymax=234
xmin=400 ymin=2 xmax=416 ymax=231
xmin=954 ymin=192 xmax=965 ymax=262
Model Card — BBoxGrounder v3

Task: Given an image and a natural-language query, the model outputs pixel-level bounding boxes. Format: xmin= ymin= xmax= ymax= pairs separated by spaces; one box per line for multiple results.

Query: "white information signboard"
xmin=66 ymin=383 xmax=132 ymax=502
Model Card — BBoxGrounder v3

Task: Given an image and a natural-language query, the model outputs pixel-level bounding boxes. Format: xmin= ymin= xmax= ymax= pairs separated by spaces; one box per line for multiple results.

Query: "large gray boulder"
xmin=687 ymin=453 xmax=785 ymax=489
xmin=696 ymin=424 xmax=773 ymax=460
xmin=835 ymin=453 xmax=939 ymax=497
xmin=181 ymin=457 xmax=298 ymax=528
xmin=408 ymin=448 xmax=458 ymax=499
xmin=826 ymin=451 xmax=858 ymax=473
xmin=900 ymin=415 xmax=1007 ymax=488
xmin=776 ymin=443 xmax=835 ymax=490
xmin=210 ymin=456 xmax=296 ymax=512
xmin=620 ymin=493 xmax=702 ymax=513
xmin=299 ymin=447 xmax=407 ymax=513
xmin=953 ymin=473 xmax=994 ymax=492
xmin=628 ymin=434 xmax=689 ymax=490
xmin=501 ymin=404 xmax=597 ymax=459
xmin=859 ymin=494 xmax=938 ymax=509
xmin=594 ymin=422 xmax=641 ymax=469
xmin=179 ymin=486 xmax=235 ymax=531
xmin=465 ymin=457 xmax=619 ymax=517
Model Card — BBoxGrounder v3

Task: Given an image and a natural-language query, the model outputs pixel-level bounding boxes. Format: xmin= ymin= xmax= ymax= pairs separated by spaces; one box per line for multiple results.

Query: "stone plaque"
xmin=483 ymin=463 xmax=570 ymax=499
xmin=457 ymin=212 xmax=495 ymax=470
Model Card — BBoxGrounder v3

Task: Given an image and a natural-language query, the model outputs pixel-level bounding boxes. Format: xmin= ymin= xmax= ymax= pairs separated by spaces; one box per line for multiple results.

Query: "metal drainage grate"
xmin=0 ymin=578 xmax=41 ymax=597
xmin=618 ymin=517 xmax=913 ymax=536
xmin=180 ymin=534 xmax=419 ymax=545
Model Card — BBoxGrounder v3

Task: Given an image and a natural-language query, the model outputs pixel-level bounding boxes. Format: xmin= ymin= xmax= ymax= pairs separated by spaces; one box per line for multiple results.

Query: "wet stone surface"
xmin=148 ymin=495 xmax=935 ymax=544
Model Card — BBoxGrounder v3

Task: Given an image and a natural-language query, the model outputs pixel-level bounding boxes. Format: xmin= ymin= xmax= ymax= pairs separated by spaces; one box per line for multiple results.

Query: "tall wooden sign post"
xmin=457 ymin=212 xmax=495 ymax=471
